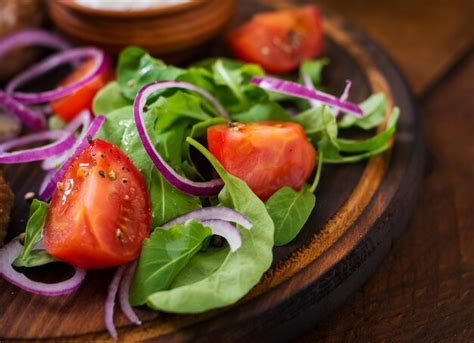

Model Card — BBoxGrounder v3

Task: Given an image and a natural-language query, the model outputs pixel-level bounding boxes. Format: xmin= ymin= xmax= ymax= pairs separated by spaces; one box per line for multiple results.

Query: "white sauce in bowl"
xmin=74 ymin=0 xmax=191 ymax=11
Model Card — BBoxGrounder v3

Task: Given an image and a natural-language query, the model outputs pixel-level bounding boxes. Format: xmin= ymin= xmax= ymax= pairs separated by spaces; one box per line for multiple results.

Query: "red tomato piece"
xmin=227 ymin=5 xmax=323 ymax=74
xmin=43 ymin=139 xmax=151 ymax=269
xmin=50 ymin=59 xmax=114 ymax=121
xmin=207 ymin=122 xmax=316 ymax=200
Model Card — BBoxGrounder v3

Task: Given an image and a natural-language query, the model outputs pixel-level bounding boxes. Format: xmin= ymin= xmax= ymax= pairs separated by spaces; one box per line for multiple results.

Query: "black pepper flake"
xmin=143 ymin=105 xmax=149 ymax=112
xmin=122 ymin=178 xmax=128 ymax=184
xmin=87 ymin=135 xmax=93 ymax=144
xmin=98 ymin=170 xmax=106 ymax=178
xmin=100 ymin=154 xmax=105 ymax=158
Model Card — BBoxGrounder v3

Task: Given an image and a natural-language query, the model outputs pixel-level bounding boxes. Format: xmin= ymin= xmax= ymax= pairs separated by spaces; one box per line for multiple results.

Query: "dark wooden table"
xmin=298 ymin=0 xmax=474 ymax=341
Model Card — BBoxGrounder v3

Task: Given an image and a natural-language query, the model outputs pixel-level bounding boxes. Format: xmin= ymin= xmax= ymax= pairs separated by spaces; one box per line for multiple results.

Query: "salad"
xmin=0 ymin=6 xmax=399 ymax=339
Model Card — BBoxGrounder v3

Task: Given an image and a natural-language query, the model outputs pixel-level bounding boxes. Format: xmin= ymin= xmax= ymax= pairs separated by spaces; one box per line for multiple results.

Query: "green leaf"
xmin=129 ymin=220 xmax=212 ymax=306
xmin=13 ymin=200 xmax=57 ymax=267
xmin=117 ymin=47 xmax=185 ymax=100
xmin=141 ymin=138 xmax=274 ymax=313
xmin=233 ymin=100 xmax=293 ymax=123
xmin=266 ymin=187 xmax=316 ymax=246
xmin=92 ymin=81 xmax=131 ymax=115
xmin=338 ymin=93 xmax=387 ymax=130
xmin=299 ymin=58 xmax=330 ymax=86
xmin=96 ymin=106 xmax=201 ymax=228
xmin=295 ymin=106 xmax=338 ymax=147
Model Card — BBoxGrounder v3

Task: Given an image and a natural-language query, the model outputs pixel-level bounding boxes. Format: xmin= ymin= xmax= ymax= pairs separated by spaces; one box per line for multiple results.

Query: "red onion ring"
xmin=252 ymin=76 xmax=363 ymax=117
xmin=6 ymin=47 xmax=108 ymax=104
xmin=200 ymin=219 xmax=242 ymax=252
xmin=0 ymin=239 xmax=86 ymax=297
xmin=0 ymin=129 xmax=75 ymax=164
xmin=39 ymin=115 xmax=105 ymax=201
xmin=162 ymin=207 xmax=253 ymax=230
xmin=0 ymin=28 xmax=70 ymax=58
xmin=134 ymin=81 xmax=224 ymax=197
xmin=105 ymin=265 xmax=126 ymax=340
xmin=41 ymin=110 xmax=91 ymax=171
xmin=119 ymin=261 xmax=141 ymax=325
xmin=0 ymin=90 xmax=46 ymax=130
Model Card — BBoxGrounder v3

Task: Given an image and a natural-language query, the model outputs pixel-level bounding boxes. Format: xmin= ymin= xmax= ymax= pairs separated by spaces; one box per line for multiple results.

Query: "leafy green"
xmin=117 ymin=47 xmax=185 ymax=100
xmin=233 ymin=100 xmax=293 ymax=123
xmin=266 ymin=187 xmax=316 ymax=246
xmin=299 ymin=58 xmax=330 ymax=86
xmin=295 ymin=106 xmax=339 ymax=148
xmin=13 ymin=200 xmax=57 ymax=267
xmin=140 ymin=138 xmax=274 ymax=313
xmin=96 ymin=106 xmax=201 ymax=228
xmin=92 ymin=81 xmax=131 ymax=115
xmin=130 ymin=220 xmax=212 ymax=306
xmin=320 ymin=107 xmax=400 ymax=163
xmin=338 ymin=93 xmax=387 ymax=130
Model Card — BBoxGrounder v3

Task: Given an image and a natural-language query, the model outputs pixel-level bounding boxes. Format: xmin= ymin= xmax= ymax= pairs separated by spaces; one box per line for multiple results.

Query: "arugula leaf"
xmin=117 ymin=47 xmax=185 ymax=100
xmin=266 ymin=187 xmax=316 ymax=246
xmin=141 ymin=138 xmax=274 ymax=313
xmin=97 ymin=107 xmax=201 ymax=228
xmin=92 ymin=81 xmax=131 ymax=115
xmin=233 ymin=100 xmax=293 ymax=123
xmin=13 ymin=200 xmax=58 ymax=267
xmin=299 ymin=58 xmax=330 ymax=86
xmin=295 ymin=106 xmax=339 ymax=147
xmin=320 ymin=107 xmax=400 ymax=163
xmin=338 ymin=93 xmax=387 ymax=130
xmin=129 ymin=220 xmax=212 ymax=306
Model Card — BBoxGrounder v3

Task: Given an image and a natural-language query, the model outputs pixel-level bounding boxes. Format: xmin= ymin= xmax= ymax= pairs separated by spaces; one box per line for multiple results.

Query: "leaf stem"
xmin=309 ymin=151 xmax=323 ymax=193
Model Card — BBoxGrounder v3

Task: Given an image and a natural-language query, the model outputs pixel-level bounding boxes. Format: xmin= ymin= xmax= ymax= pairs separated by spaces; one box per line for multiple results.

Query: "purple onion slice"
xmin=104 ymin=265 xmax=126 ymax=340
xmin=0 ymin=240 xmax=86 ymax=297
xmin=133 ymin=81 xmax=225 ymax=197
xmin=6 ymin=47 xmax=108 ymax=104
xmin=0 ymin=90 xmax=46 ymax=130
xmin=200 ymin=219 xmax=242 ymax=252
xmin=119 ymin=261 xmax=141 ymax=325
xmin=252 ymin=76 xmax=363 ymax=117
xmin=162 ymin=207 xmax=252 ymax=230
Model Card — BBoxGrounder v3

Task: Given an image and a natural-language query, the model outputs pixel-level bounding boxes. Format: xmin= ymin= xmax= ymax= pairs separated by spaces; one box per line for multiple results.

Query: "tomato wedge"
xmin=43 ymin=139 xmax=151 ymax=269
xmin=50 ymin=59 xmax=114 ymax=121
xmin=227 ymin=5 xmax=323 ymax=74
xmin=207 ymin=122 xmax=316 ymax=200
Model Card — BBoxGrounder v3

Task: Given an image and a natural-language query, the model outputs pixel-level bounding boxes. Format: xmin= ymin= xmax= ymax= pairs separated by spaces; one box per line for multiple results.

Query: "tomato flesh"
xmin=43 ymin=139 xmax=151 ymax=269
xmin=207 ymin=122 xmax=316 ymax=200
xmin=227 ymin=5 xmax=323 ymax=74
xmin=50 ymin=59 xmax=114 ymax=121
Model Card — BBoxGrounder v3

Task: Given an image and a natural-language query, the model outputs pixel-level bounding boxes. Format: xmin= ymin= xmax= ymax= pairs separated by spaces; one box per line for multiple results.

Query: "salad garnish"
xmin=0 ymin=6 xmax=400 ymax=338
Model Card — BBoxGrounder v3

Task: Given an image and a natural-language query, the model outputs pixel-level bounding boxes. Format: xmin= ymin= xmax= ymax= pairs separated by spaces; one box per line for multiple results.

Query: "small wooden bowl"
xmin=49 ymin=0 xmax=236 ymax=61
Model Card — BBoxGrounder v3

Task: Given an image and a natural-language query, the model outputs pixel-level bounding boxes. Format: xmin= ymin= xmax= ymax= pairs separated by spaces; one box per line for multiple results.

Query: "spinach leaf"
xmin=295 ymin=106 xmax=339 ymax=147
xmin=92 ymin=81 xmax=131 ymax=115
xmin=299 ymin=58 xmax=330 ymax=86
xmin=97 ymin=107 xmax=201 ymax=228
xmin=13 ymin=200 xmax=58 ymax=267
xmin=233 ymin=100 xmax=293 ymax=123
xmin=142 ymin=138 xmax=274 ymax=313
xmin=266 ymin=187 xmax=316 ymax=246
xmin=338 ymin=93 xmax=387 ymax=130
xmin=117 ymin=47 xmax=185 ymax=100
xmin=129 ymin=220 xmax=212 ymax=306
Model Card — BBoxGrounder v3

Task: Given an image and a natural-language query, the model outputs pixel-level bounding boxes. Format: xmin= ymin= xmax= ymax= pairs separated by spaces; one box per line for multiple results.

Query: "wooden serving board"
xmin=0 ymin=3 xmax=424 ymax=342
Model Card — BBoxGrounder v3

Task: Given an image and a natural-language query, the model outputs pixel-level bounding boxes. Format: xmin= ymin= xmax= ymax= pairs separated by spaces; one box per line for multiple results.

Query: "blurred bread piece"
xmin=0 ymin=0 xmax=46 ymax=81
xmin=0 ymin=170 xmax=14 ymax=245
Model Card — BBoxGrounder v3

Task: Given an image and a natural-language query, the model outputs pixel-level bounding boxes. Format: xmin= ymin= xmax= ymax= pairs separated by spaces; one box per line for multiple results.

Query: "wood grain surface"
xmin=300 ymin=0 xmax=474 ymax=341
xmin=0 ymin=2 xmax=424 ymax=341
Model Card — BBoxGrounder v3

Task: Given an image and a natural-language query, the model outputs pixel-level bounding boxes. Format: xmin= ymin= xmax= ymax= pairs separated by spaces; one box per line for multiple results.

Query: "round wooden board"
xmin=0 ymin=5 xmax=424 ymax=342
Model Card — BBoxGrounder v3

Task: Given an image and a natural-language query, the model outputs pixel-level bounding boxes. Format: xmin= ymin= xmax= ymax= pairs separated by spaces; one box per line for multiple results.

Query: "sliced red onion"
xmin=119 ymin=261 xmax=141 ymax=325
xmin=39 ymin=170 xmax=55 ymax=195
xmin=0 ymin=28 xmax=70 ymax=58
xmin=252 ymin=76 xmax=363 ymax=117
xmin=134 ymin=82 xmax=224 ymax=197
xmin=105 ymin=265 xmax=126 ymax=340
xmin=200 ymin=219 xmax=242 ymax=252
xmin=6 ymin=47 xmax=108 ymax=104
xmin=0 ymin=111 xmax=21 ymax=143
xmin=0 ymin=239 xmax=86 ymax=297
xmin=0 ymin=90 xmax=46 ymax=130
xmin=162 ymin=207 xmax=253 ymax=230
xmin=41 ymin=110 xmax=91 ymax=171
xmin=303 ymin=76 xmax=353 ymax=118
xmin=0 ymin=130 xmax=75 ymax=164
xmin=39 ymin=115 xmax=105 ymax=201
